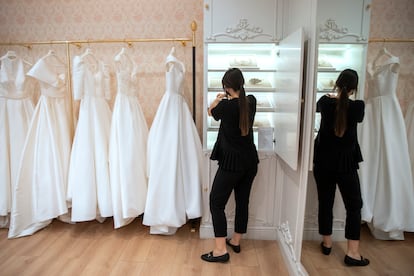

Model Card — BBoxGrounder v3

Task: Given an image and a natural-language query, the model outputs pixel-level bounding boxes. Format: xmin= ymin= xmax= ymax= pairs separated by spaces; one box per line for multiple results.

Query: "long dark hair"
xmin=333 ymin=69 xmax=358 ymax=137
xmin=222 ymin=68 xmax=249 ymax=136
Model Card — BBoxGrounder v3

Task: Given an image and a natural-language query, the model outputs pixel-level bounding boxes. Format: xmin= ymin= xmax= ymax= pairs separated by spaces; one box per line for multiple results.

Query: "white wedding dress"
xmin=67 ymin=52 xmax=113 ymax=222
xmin=358 ymin=53 xmax=414 ymax=240
xmin=0 ymin=53 xmax=36 ymax=228
xmin=405 ymin=101 xmax=414 ymax=186
xmin=109 ymin=49 xmax=148 ymax=229
xmin=8 ymin=53 xmax=73 ymax=238
xmin=143 ymin=49 xmax=203 ymax=234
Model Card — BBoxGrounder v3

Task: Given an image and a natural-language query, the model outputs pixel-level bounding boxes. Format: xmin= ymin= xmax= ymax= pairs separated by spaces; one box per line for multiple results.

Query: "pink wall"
xmin=1 ymin=0 xmax=413 ymax=131
xmin=0 ymin=0 xmax=204 ymax=132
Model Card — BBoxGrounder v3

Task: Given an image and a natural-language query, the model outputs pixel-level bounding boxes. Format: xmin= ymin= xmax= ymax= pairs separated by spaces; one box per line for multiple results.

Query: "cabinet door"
xmin=317 ymin=0 xmax=372 ymax=43
xmin=274 ymin=28 xmax=305 ymax=170
xmin=204 ymin=0 xmax=282 ymax=42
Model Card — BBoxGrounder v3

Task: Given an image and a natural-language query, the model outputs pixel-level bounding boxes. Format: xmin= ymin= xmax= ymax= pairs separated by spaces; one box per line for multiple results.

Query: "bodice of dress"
xmin=116 ymin=69 xmax=139 ymax=97
xmin=165 ymin=54 xmax=185 ymax=94
xmin=0 ymin=56 xmax=35 ymax=99
xmin=72 ymin=55 xmax=111 ymax=100
xmin=367 ymin=56 xmax=400 ymax=99
xmin=27 ymin=58 xmax=66 ymax=98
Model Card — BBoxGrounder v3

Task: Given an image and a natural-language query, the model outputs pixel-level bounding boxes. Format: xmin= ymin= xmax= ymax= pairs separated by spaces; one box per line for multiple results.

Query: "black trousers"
xmin=313 ymin=166 xmax=363 ymax=240
xmin=209 ymin=166 xmax=258 ymax=237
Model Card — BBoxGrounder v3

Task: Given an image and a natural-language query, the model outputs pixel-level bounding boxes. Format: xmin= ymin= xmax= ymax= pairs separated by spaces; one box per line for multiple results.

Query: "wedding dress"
xmin=358 ymin=49 xmax=414 ymax=240
xmin=8 ymin=51 xmax=73 ymax=238
xmin=143 ymin=48 xmax=203 ymax=234
xmin=67 ymin=49 xmax=113 ymax=222
xmin=0 ymin=52 xmax=36 ymax=228
xmin=109 ymin=48 xmax=148 ymax=228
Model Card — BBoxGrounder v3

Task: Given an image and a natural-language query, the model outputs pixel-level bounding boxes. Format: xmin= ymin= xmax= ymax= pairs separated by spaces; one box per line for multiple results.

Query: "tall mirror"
xmin=301 ymin=0 xmax=414 ymax=274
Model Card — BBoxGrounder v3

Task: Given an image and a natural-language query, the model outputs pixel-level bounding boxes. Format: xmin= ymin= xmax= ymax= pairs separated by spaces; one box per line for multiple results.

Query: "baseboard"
xmin=302 ymin=228 xmax=346 ymax=241
xmin=199 ymin=224 xmax=278 ymax=240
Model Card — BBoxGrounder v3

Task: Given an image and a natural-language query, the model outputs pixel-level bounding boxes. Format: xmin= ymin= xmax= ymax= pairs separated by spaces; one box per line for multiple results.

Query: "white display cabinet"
xmin=315 ymin=0 xmax=371 ymax=95
xmin=313 ymin=0 xmax=372 ymax=132
xmin=203 ymin=0 xmax=305 ymax=166
xmin=204 ymin=0 xmax=282 ymax=43
xmin=201 ymin=0 xmax=306 ymax=243
xmin=203 ymin=29 xmax=305 ymax=169
xmin=203 ymin=0 xmax=285 ymax=153
xmin=201 ymin=27 xmax=305 ymax=240
xmin=204 ymin=43 xmax=278 ymax=151
xmin=317 ymin=0 xmax=371 ymax=44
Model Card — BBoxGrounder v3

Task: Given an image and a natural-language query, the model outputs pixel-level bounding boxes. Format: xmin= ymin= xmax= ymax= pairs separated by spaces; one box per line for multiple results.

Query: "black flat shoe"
xmin=201 ymin=251 xmax=230 ymax=263
xmin=344 ymin=255 xmax=370 ymax=266
xmin=320 ymin=242 xmax=332 ymax=255
xmin=226 ymin=238 xmax=241 ymax=253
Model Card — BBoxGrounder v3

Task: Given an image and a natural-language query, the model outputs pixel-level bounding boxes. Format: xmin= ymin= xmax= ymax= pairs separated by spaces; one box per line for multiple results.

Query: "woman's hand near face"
xmin=208 ymin=93 xmax=227 ymax=116
xmin=216 ymin=92 xmax=227 ymax=100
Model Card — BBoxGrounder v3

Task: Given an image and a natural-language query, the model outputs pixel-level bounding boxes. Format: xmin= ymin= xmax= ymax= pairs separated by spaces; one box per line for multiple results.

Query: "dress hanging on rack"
xmin=66 ymin=48 xmax=113 ymax=222
xmin=109 ymin=48 xmax=148 ymax=229
xmin=405 ymin=100 xmax=414 ymax=183
xmin=358 ymin=49 xmax=414 ymax=240
xmin=143 ymin=48 xmax=203 ymax=235
xmin=8 ymin=50 xmax=73 ymax=238
xmin=0 ymin=51 xmax=36 ymax=228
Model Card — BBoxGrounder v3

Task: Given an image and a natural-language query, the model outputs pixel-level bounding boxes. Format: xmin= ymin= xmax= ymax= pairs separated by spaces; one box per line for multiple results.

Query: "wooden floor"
xmin=0 ymin=217 xmax=289 ymax=276
xmin=2 ymin=219 xmax=413 ymax=276
xmin=301 ymin=224 xmax=414 ymax=275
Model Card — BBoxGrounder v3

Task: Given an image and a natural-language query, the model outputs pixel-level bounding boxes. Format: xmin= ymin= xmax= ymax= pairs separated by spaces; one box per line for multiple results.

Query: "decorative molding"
xmin=319 ymin=18 xmax=366 ymax=42
xmin=278 ymin=221 xmax=306 ymax=276
xmin=207 ymin=19 xmax=275 ymax=41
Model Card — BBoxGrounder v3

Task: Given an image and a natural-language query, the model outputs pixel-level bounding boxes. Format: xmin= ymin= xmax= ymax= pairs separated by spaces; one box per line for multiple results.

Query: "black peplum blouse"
xmin=210 ymin=95 xmax=259 ymax=171
xmin=313 ymin=95 xmax=365 ymax=172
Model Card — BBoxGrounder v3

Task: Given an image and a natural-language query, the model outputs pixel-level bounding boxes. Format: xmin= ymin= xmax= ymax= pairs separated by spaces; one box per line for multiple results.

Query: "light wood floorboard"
xmin=2 ymin=218 xmax=412 ymax=275
xmin=0 ymin=217 xmax=289 ymax=276
xmin=301 ymin=224 xmax=414 ymax=276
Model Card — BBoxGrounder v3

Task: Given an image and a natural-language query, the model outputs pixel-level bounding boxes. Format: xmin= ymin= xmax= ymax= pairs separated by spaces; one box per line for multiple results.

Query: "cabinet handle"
xmin=366 ymin=4 xmax=371 ymax=10
xmin=205 ymin=4 xmax=209 ymax=10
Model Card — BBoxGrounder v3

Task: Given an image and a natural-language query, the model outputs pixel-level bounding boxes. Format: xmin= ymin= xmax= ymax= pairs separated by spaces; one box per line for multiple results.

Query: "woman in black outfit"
xmin=201 ymin=68 xmax=259 ymax=263
xmin=314 ymin=69 xmax=369 ymax=266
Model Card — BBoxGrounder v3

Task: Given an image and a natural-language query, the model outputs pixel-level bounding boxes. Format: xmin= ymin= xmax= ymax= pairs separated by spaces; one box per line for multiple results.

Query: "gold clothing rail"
xmin=369 ymin=38 xmax=414 ymax=43
xmin=0 ymin=37 xmax=193 ymax=49
xmin=0 ymin=20 xmax=197 ymax=48
xmin=0 ymin=21 xmax=199 ymax=123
